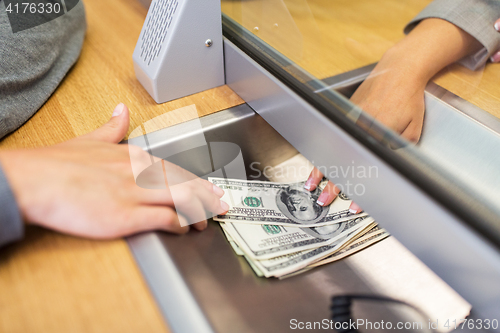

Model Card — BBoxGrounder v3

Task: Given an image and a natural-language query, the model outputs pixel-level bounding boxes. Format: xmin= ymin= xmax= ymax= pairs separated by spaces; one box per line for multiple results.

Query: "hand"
xmin=351 ymin=18 xmax=483 ymax=143
xmin=304 ymin=167 xmax=362 ymax=213
xmin=491 ymin=18 xmax=500 ymax=63
xmin=351 ymin=49 xmax=426 ymax=143
xmin=0 ymin=103 xmax=229 ymax=239
xmin=306 ymin=19 xmax=486 ymax=208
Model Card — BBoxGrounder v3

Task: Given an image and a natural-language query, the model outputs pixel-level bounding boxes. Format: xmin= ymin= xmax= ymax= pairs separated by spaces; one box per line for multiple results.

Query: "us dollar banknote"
xmin=209 ymin=178 xmax=367 ymax=227
xmin=212 ymin=177 xmax=389 ymax=278
xmin=277 ymin=228 xmax=389 ymax=279
xmin=310 ymin=227 xmax=390 ymax=268
xmin=221 ymin=216 xmax=374 ymax=260
xmin=245 ymin=222 xmax=376 ymax=278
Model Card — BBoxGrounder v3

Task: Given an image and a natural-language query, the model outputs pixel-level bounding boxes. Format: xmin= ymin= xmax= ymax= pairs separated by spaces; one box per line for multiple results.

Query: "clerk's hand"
xmin=0 ymin=103 xmax=228 ymax=238
xmin=304 ymin=167 xmax=362 ymax=213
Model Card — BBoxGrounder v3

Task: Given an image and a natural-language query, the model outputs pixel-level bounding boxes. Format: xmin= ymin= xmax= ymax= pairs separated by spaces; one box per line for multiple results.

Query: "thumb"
xmin=79 ymin=103 xmax=130 ymax=143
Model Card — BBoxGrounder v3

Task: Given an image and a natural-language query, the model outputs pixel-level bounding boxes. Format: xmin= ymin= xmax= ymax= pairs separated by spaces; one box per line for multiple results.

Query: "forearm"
xmin=385 ymin=18 xmax=482 ymax=83
xmin=350 ymin=18 xmax=484 ymax=142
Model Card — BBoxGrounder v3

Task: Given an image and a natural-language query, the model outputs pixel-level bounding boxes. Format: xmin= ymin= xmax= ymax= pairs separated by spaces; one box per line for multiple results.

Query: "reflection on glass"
xmin=223 ymin=0 xmax=500 ymax=138
xmin=222 ymin=0 xmax=500 ymax=242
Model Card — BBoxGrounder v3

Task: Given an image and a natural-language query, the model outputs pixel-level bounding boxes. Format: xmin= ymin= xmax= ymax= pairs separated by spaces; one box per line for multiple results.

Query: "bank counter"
xmin=1 ymin=0 xmax=500 ymax=332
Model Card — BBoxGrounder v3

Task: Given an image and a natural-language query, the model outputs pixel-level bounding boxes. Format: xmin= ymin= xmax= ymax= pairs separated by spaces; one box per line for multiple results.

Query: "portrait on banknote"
xmin=302 ymin=222 xmax=348 ymax=240
xmin=276 ymin=184 xmax=328 ymax=224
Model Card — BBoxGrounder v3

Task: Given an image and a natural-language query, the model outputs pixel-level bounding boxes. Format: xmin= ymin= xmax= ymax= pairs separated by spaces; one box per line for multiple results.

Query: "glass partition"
xmin=221 ymin=0 xmax=500 ymax=247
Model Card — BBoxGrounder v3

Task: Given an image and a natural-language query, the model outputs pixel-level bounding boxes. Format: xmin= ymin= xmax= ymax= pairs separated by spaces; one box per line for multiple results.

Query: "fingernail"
xmin=349 ymin=202 xmax=361 ymax=214
xmin=220 ymin=200 xmax=229 ymax=211
xmin=495 ymin=22 xmax=500 ymax=32
xmin=213 ymin=185 xmax=225 ymax=197
xmin=112 ymin=103 xmax=125 ymax=117
xmin=317 ymin=192 xmax=330 ymax=206
xmin=304 ymin=177 xmax=316 ymax=191
xmin=490 ymin=52 xmax=500 ymax=63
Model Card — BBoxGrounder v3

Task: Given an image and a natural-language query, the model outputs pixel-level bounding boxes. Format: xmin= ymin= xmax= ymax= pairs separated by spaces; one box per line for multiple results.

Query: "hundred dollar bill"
xmin=277 ymin=228 xmax=389 ymax=279
xmin=280 ymin=226 xmax=390 ymax=280
xmin=220 ymin=223 xmax=245 ymax=256
xmin=249 ymin=222 xmax=375 ymax=278
xmin=243 ymin=255 xmax=265 ymax=277
xmin=333 ymin=225 xmax=382 ymax=251
xmin=220 ymin=224 xmax=265 ymax=276
xmin=310 ymin=228 xmax=390 ymax=268
xmin=209 ymin=177 xmax=367 ymax=227
xmin=221 ymin=215 xmax=374 ymax=260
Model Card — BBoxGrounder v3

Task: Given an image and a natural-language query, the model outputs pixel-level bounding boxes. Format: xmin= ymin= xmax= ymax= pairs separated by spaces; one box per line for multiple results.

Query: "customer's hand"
xmin=0 ymin=103 xmax=228 ymax=238
xmin=352 ymin=18 xmax=483 ymax=143
xmin=351 ymin=48 xmax=427 ymax=143
xmin=306 ymin=19 xmax=489 ymax=209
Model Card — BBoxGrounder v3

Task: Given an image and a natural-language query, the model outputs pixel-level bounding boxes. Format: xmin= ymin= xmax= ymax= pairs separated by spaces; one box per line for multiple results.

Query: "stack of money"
xmin=209 ymin=177 xmax=389 ymax=279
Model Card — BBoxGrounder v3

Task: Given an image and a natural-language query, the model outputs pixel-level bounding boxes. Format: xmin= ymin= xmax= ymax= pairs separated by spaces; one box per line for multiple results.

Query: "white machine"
xmin=133 ymin=0 xmax=225 ymax=103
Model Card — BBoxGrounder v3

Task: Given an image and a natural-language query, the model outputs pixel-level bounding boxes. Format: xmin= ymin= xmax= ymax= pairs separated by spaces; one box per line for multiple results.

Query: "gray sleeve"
xmin=0 ymin=165 xmax=23 ymax=247
xmin=0 ymin=1 xmax=87 ymax=140
xmin=404 ymin=0 xmax=500 ymax=70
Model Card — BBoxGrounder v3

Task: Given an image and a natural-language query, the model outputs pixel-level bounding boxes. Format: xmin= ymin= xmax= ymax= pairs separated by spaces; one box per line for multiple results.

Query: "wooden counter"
xmin=0 ymin=0 xmax=243 ymax=332
xmin=222 ymin=0 xmax=500 ymax=119
xmin=1 ymin=0 xmax=498 ymax=332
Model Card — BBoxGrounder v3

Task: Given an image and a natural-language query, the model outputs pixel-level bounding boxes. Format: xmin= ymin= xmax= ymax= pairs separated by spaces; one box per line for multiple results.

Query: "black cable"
xmin=331 ymin=294 xmax=430 ymax=333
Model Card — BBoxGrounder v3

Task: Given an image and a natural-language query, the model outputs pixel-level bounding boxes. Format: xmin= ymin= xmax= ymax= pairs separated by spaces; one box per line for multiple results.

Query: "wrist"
xmin=380 ymin=43 xmax=436 ymax=85
xmin=382 ymin=18 xmax=483 ymax=85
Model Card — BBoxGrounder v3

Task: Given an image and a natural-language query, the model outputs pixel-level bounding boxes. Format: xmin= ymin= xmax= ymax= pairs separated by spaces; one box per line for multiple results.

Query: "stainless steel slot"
xmin=126 ymin=105 xmax=435 ymax=333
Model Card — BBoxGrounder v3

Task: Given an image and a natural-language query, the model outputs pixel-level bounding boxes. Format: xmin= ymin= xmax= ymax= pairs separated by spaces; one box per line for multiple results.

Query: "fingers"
xmin=317 ymin=180 xmax=342 ymax=207
xmin=137 ymin=185 xmax=208 ymax=225
xmin=78 ymin=103 xmax=130 ymax=143
xmin=144 ymin=181 xmax=225 ymax=228
xmin=212 ymin=183 xmax=225 ymax=197
xmin=304 ymin=167 xmax=363 ymax=212
xmin=374 ymin=112 xmax=410 ymax=135
xmin=128 ymin=188 xmax=212 ymax=233
xmin=168 ymin=170 xmax=228 ymax=217
xmin=491 ymin=19 xmax=500 ymax=63
xmin=191 ymin=175 xmax=225 ymax=198
xmin=492 ymin=52 xmax=500 ymax=63
xmin=142 ymin=179 xmax=227 ymax=213
xmin=133 ymin=161 xmax=228 ymax=231
xmin=127 ymin=206 xmax=190 ymax=235
xmin=304 ymin=167 xmax=324 ymax=191
xmin=305 ymin=167 xmax=343 ymax=207
xmin=349 ymin=201 xmax=363 ymax=214
xmin=400 ymin=119 xmax=423 ymax=143
xmin=192 ymin=220 xmax=208 ymax=231
xmin=160 ymin=161 xmax=226 ymax=198
xmin=303 ymin=166 xmax=364 ymax=212
xmin=175 ymin=193 xmax=209 ymax=228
